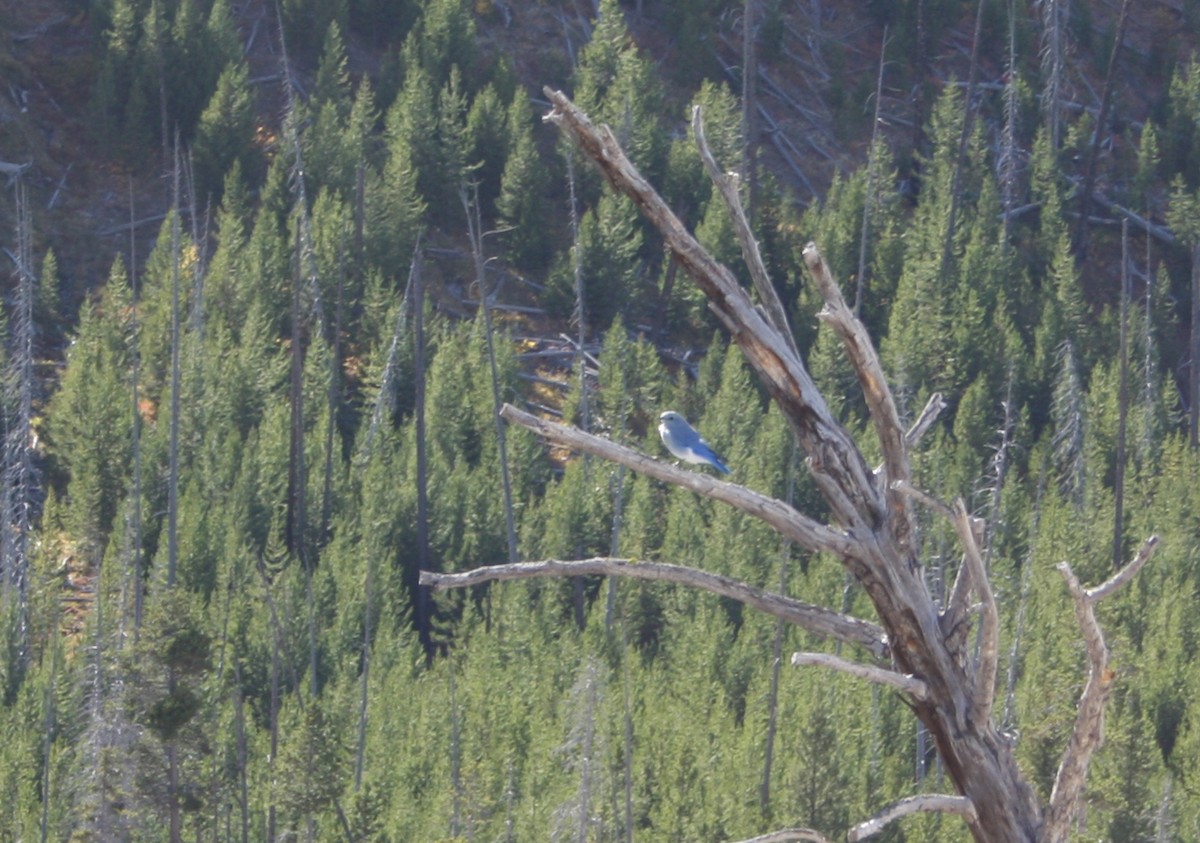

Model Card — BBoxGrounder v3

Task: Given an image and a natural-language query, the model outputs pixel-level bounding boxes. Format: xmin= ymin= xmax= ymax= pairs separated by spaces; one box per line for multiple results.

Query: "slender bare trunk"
xmin=856 ymin=29 xmax=888 ymax=315
xmin=1191 ymin=242 xmax=1199 ymax=447
xmin=1113 ymin=220 xmax=1129 ymax=568
xmin=463 ymin=188 xmax=520 ymax=565
xmin=414 ymin=248 xmax=432 ymax=654
xmin=128 ymin=176 xmax=145 ymax=640
xmin=741 ymin=0 xmax=759 ymax=223
xmin=565 ymin=154 xmax=589 ymax=630
xmin=167 ymin=145 xmax=181 ymax=590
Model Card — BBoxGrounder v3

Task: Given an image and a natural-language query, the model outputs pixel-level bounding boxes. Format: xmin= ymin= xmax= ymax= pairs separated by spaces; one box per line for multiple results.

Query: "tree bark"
xmin=423 ymin=555 xmax=886 ymax=656
xmin=542 ymin=86 xmax=1034 ymax=841
xmin=1191 ymin=241 xmax=1200 ymax=448
xmin=454 ymin=88 xmax=1162 ymax=843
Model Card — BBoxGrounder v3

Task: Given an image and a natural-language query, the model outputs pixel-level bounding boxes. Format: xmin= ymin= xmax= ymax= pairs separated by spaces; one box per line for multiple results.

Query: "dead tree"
xmin=421 ymin=90 xmax=1158 ymax=843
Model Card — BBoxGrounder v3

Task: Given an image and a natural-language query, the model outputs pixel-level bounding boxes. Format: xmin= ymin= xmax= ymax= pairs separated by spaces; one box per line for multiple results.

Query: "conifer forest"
xmin=8 ymin=0 xmax=1200 ymax=840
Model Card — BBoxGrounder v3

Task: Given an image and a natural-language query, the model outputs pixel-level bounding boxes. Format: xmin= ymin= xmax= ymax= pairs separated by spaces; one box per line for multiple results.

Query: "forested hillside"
xmin=3 ymin=0 xmax=1200 ymax=840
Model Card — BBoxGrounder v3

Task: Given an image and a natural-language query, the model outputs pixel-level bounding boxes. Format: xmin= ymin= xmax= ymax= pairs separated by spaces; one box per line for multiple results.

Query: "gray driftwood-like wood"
xmin=422 ymin=88 xmax=1159 ymax=843
xmin=422 ymin=554 xmax=886 ymax=657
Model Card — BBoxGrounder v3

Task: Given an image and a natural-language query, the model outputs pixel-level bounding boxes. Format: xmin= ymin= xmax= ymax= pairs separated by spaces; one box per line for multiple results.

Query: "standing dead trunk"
xmin=453 ymin=88 xmax=1155 ymax=843
xmin=414 ymin=248 xmax=433 ymax=655
xmin=1113 ymin=221 xmax=1130 ymax=568
xmin=1191 ymin=241 xmax=1200 ymax=447
xmin=741 ymin=0 xmax=759 ymax=223
xmin=463 ymin=187 xmax=520 ymax=566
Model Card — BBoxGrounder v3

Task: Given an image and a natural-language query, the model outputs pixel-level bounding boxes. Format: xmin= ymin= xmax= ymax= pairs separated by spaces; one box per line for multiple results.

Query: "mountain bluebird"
xmin=658 ymin=411 xmax=731 ymax=474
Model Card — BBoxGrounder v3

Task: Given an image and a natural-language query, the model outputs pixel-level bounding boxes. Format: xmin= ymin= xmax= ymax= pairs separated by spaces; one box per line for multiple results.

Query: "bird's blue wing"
xmin=695 ymin=441 xmax=731 ymax=474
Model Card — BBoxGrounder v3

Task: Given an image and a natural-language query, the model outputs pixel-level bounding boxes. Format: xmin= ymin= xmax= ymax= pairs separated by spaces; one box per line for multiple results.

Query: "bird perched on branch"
xmin=658 ymin=411 xmax=731 ymax=475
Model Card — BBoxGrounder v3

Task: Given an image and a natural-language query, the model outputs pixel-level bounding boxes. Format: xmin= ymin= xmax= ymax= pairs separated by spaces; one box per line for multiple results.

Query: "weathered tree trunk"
xmin=1192 ymin=241 xmax=1200 ymax=447
xmin=414 ymin=248 xmax=432 ymax=653
xmin=1113 ymin=221 xmax=1130 ymax=569
xmin=534 ymin=89 xmax=1136 ymax=843
xmin=463 ymin=187 xmax=520 ymax=566
xmin=425 ymin=89 xmax=1155 ymax=843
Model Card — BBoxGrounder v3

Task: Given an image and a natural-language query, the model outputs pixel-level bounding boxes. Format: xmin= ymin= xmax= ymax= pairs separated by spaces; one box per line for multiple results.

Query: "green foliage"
xmin=546 ymin=186 xmax=643 ymax=330
xmin=281 ymin=0 xmax=348 ymax=58
xmin=497 ymin=95 xmax=554 ymax=271
xmin=192 ymin=59 xmax=255 ymax=202
xmin=463 ymin=83 xmax=510 ymax=212
xmin=90 ymin=0 xmax=243 ymax=157
xmin=403 ymin=0 xmax=478 ymax=89
xmin=19 ymin=6 xmax=1200 ymax=841
xmin=45 ymin=263 xmax=133 ymax=558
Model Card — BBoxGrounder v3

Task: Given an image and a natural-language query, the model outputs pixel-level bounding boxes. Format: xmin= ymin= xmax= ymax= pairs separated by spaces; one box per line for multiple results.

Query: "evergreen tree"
xmin=45 ymin=264 xmax=133 ymax=561
xmin=497 ymin=94 xmax=554 ymax=272
xmin=365 ymin=118 xmax=425 ymax=277
xmin=463 ymin=83 xmax=510 ymax=213
xmin=884 ymin=84 xmax=974 ymax=396
xmin=192 ymin=59 xmax=255 ymax=204
xmin=546 ymin=187 xmax=644 ymax=330
xmin=403 ymin=0 xmax=477 ymax=88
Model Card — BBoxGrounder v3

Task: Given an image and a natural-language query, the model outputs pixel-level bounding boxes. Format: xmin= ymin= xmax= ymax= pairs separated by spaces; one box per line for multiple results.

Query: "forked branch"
xmin=421 ymin=558 xmax=888 ymax=658
xmin=518 ymin=88 xmax=1156 ymax=843
xmin=1043 ymin=535 xmax=1160 ymax=843
xmin=803 ymin=242 xmax=914 ymax=552
xmin=543 ymin=86 xmax=882 ymax=535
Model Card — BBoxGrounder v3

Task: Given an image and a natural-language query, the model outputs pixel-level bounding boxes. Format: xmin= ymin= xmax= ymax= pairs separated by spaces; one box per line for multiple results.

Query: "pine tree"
xmin=884 ymin=83 xmax=977 ymax=397
xmin=46 ymin=266 xmax=133 ymax=562
xmin=546 ymin=187 xmax=643 ymax=330
xmin=497 ymin=94 xmax=554 ymax=272
xmin=365 ymin=121 xmax=425 ymax=277
xmin=406 ymin=0 xmax=477 ymax=88
xmin=192 ymin=59 xmax=255 ymax=204
xmin=464 ymin=84 xmax=510 ymax=213
xmin=304 ymin=22 xmax=358 ymax=199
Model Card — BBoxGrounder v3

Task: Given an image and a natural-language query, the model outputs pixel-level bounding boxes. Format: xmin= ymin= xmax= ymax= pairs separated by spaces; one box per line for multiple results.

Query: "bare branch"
xmin=791 ymin=651 xmax=926 ymax=700
xmin=804 ymin=244 xmax=910 ymax=484
xmin=1044 ymin=560 xmax=1110 ymax=843
xmin=847 ymin=794 xmax=977 ymax=842
xmin=545 ymin=86 xmax=1052 ymax=843
xmin=952 ymin=500 xmax=999 ymax=721
xmin=905 ymin=392 xmax=947 ymax=449
xmin=421 ymin=558 xmax=888 ymax=658
xmin=891 ymin=485 xmax=995 ymax=704
xmin=1086 ymin=534 xmax=1160 ymax=603
xmin=1045 ymin=536 xmax=1160 ymax=842
xmin=802 ymin=243 xmax=914 ymax=553
xmin=543 ymin=87 xmax=882 ymax=535
xmin=943 ymin=509 xmax=985 ymax=657
xmin=500 ymin=403 xmax=856 ymax=559
xmin=891 ymin=480 xmax=952 ymax=520
xmin=693 ymin=106 xmax=799 ymax=364
xmin=727 ymin=829 xmax=832 ymax=843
